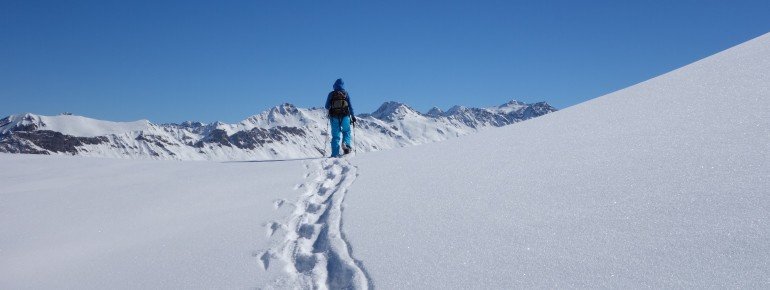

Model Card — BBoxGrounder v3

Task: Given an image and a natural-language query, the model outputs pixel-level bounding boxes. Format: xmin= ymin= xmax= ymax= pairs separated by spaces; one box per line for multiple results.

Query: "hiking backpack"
xmin=328 ymin=90 xmax=349 ymax=117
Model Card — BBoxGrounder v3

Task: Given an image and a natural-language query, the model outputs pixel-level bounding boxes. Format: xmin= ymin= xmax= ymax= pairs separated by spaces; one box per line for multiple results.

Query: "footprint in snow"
xmin=273 ymin=199 xmax=286 ymax=209
xmin=265 ymin=221 xmax=283 ymax=237
xmin=298 ymin=224 xmax=315 ymax=239
xmin=255 ymin=250 xmax=273 ymax=270
xmin=306 ymin=203 xmax=322 ymax=214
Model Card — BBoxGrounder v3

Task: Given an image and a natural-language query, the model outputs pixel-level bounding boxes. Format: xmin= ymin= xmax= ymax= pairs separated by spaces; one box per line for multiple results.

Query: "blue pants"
xmin=329 ymin=115 xmax=351 ymax=157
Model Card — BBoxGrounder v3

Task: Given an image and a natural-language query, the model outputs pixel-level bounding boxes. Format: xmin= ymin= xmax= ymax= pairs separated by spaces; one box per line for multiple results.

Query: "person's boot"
xmin=342 ymin=143 xmax=351 ymax=155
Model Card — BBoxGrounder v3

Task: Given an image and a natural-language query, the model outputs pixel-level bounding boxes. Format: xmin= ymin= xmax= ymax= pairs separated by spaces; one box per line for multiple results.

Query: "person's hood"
xmin=333 ymin=78 xmax=345 ymax=91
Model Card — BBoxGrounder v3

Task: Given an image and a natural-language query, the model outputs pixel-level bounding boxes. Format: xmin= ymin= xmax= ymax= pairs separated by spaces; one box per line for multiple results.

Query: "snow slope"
xmin=343 ymin=33 xmax=770 ymax=288
xmin=0 ymin=154 xmax=306 ymax=289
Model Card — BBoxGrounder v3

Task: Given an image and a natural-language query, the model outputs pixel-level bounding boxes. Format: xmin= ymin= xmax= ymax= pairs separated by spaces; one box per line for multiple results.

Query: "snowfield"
xmin=0 ymin=154 xmax=305 ymax=288
xmin=2 ymin=32 xmax=769 ymax=289
xmin=344 ymin=32 xmax=770 ymax=288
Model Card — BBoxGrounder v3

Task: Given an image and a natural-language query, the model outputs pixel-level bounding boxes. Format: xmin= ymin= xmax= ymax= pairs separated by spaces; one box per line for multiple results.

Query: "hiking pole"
xmin=352 ymin=120 xmax=356 ymax=154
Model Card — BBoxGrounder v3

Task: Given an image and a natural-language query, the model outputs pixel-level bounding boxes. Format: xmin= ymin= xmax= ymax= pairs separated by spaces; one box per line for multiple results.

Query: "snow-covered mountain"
xmin=0 ymin=101 xmax=555 ymax=160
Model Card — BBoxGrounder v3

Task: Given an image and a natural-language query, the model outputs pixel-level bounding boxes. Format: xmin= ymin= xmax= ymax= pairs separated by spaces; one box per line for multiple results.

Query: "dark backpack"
xmin=328 ymin=90 xmax=349 ymax=116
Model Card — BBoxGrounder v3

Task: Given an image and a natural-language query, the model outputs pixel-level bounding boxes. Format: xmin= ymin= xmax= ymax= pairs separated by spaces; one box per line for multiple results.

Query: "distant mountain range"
xmin=0 ymin=100 xmax=556 ymax=160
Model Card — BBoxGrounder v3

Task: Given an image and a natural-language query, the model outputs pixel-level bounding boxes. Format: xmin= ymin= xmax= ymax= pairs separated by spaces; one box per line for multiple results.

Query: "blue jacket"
xmin=325 ymin=78 xmax=355 ymax=116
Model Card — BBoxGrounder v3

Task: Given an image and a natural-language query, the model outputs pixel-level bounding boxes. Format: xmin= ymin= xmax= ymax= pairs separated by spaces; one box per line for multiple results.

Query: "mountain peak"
xmin=446 ymin=105 xmax=468 ymax=115
xmin=179 ymin=121 xmax=205 ymax=128
xmin=500 ymin=99 xmax=525 ymax=107
xmin=371 ymin=101 xmax=419 ymax=121
xmin=269 ymin=103 xmax=300 ymax=115
xmin=239 ymin=102 xmax=309 ymax=129
xmin=426 ymin=107 xmax=444 ymax=117
xmin=0 ymin=113 xmax=43 ymax=134
xmin=526 ymin=102 xmax=558 ymax=116
xmin=492 ymin=99 xmax=529 ymax=113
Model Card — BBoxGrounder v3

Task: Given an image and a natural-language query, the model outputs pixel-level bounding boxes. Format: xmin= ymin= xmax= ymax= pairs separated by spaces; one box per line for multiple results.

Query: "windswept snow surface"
xmin=344 ymin=33 xmax=770 ymax=288
xmin=0 ymin=154 xmax=306 ymax=289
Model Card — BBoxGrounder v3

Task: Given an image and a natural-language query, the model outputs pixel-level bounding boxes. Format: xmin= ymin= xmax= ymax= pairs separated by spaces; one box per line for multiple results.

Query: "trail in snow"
xmin=262 ymin=157 xmax=370 ymax=289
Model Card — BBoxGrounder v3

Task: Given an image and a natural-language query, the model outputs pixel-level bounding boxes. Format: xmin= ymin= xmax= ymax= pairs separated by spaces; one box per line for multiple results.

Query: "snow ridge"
xmin=266 ymin=158 xmax=369 ymax=289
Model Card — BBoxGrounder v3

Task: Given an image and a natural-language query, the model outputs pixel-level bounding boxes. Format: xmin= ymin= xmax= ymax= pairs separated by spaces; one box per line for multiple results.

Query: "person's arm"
xmin=325 ymin=92 xmax=332 ymax=110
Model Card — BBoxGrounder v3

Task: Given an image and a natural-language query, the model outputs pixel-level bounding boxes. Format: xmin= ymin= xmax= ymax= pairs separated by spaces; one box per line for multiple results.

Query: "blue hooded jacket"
xmin=325 ymin=78 xmax=355 ymax=116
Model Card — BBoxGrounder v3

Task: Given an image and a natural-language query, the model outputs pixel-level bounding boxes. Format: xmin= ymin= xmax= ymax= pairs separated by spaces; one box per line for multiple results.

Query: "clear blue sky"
xmin=1 ymin=0 xmax=769 ymax=123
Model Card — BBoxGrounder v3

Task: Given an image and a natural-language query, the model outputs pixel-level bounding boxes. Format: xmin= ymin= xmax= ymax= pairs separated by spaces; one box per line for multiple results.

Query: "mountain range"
xmin=0 ymin=100 xmax=556 ymax=160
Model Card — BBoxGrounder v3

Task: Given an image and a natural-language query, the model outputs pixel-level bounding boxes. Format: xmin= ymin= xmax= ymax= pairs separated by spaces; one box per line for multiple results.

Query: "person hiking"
xmin=325 ymin=78 xmax=356 ymax=157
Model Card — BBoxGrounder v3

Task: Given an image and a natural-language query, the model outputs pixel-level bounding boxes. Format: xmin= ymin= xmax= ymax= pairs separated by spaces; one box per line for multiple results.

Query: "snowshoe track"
xmin=266 ymin=158 xmax=370 ymax=289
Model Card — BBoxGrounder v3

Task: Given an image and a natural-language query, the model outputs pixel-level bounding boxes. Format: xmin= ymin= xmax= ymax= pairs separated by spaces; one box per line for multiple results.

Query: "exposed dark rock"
xmin=525 ymin=102 xmax=558 ymax=117
xmin=229 ymin=128 xmax=270 ymax=149
xmin=0 ymin=116 xmax=10 ymax=128
xmin=276 ymin=126 xmax=306 ymax=137
xmin=2 ymin=130 xmax=108 ymax=154
xmin=0 ymin=134 xmax=49 ymax=154
xmin=206 ymin=129 xmax=232 ymax=147
xmin=136 ymin=133 xmax=175 ymax=148
xmin=228 ymin=126 xmax=307 ymax=150
xmin=5 ymin=123 xmax=39 ymax=132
